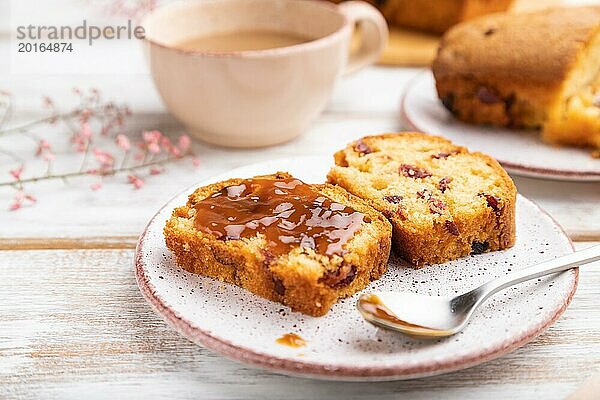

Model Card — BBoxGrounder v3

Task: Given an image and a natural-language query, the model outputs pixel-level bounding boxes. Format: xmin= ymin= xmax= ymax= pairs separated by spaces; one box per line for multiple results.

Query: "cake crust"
xmin=434 ymin=7 xmax=600 ymax=86
xmin=327 ymin=133 xmax=517 ymax=266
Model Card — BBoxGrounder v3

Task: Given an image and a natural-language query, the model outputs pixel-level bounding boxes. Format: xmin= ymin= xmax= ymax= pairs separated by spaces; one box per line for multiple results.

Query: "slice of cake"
xmin=327 ymin=133 xmax=516 ymax=266
xmin=432 ymin=6 xmax=600 ymax=153
xmin=164 ymin=173 xmax=391 ymax=317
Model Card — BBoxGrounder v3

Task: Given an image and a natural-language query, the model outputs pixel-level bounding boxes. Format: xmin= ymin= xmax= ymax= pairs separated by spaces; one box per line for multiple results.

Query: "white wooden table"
xmin=1 ymin=21 xmax=600 ymax=398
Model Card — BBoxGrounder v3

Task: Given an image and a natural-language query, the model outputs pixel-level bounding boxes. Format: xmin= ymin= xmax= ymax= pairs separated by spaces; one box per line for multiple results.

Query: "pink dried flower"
xmin=80 ymin=122 xmax=93 ymax=138
xmin=142 ymin=130 xmax=163 ymax=154
xmin=115 ymin=134 xmax=131 ymax=151
xmin=159 ymin=136 xmax=181 ymax=156
xmin=147 ymin=142 xmax=161 ymax=154
xmin=178 ymin=135 xmax=191 ymax=152
xmin=90 ymin=182 xmax=103 ymax=191
xmin=150 ymin=167 xmax=162 ymax=175
xmin=128 ymin=174 xmax=144 ymax=189
xmin=14 ymin=191 xmax=25 ymax=202
xmin=35 ymin=140 xmax=51 ymax=157
xmin=80 ymin=109 xmax=92 ymax=124
xmin=143 ymin=130 xmax=162 ymax=144
xmin=170 ymin=147 xmax=182 ymax=157
xmin=43 ymin=96 xmax=54 ymax=108
xmin=71 ymin=122 xmax=93 ymax=152
xmin=10 ymin=165 xmax=24 ymax=180
xmin=71 ymin=134 xmax=87 ymax=152
xmin=36 ymin=139 xmax=54 ymax=163
xmin=93 ymin=148 xmax=115 ymax=168
xmin=9 ymin=190 xmax=36 ymax=211
xmin=160 ymin=136 xmax=172 ymax=148
xmin=107 ymin=0 xmax=157 ymax=20
xmin=192 ymin=158 xmax=201 ymax=167
xmin=160 ymin=136 xmax=180 ymax=157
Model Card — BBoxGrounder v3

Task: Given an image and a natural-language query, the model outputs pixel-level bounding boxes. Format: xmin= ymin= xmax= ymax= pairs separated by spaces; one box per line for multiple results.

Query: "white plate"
xmin=402 ymin=71 xmax=600 ymax=181
xmin=135 ymin=156 xmax=578 ymax=381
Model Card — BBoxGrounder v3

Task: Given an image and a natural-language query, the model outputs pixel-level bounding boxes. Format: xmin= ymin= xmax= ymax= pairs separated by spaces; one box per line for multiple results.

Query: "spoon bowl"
xmin=357 ymin=292 xmax=472 ymax=338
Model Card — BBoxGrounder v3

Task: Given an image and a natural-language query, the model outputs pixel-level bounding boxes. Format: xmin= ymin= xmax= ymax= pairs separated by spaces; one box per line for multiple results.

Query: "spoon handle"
xmin=476 ymin=245 xmax=600 ymax=302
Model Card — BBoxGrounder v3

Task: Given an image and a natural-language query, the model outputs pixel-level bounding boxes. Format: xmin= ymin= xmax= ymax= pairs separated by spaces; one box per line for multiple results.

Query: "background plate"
xmin=401 ymin=71 xmax=600 ymax=181
xmin=135 ymin=156 xmax=577 ymax=381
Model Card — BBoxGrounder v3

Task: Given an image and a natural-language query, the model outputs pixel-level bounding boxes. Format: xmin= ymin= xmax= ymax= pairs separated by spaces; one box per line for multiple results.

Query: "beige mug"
xmin=142 ymin=0 xmax=388 ymax=148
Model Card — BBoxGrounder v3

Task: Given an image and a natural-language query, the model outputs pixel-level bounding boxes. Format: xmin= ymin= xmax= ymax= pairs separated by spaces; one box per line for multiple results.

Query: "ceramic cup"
xmin=142 ymin=0 xmax=388 ymax=148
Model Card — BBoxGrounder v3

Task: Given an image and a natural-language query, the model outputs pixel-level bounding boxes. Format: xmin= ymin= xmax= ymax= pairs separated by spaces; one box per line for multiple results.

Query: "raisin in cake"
xmin=433 ymin=6 xmax=600 ymax=152
xmin=327 ymin=133 xmax=516 ymax=266
xmin=164 ymin=173 xmax=391 ymax=317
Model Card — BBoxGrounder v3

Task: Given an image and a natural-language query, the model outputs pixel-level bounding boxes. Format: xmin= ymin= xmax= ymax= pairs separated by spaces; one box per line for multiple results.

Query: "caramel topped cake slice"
xmin=164 ymin=173 xmax=391 ymax=316
xmin=328 ymin=133 xmax=517 ymax=266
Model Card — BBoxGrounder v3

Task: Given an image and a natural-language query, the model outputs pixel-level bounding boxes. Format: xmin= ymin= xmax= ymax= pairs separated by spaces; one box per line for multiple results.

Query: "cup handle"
xmin=337 ymin=1 xmax=388 ymax=75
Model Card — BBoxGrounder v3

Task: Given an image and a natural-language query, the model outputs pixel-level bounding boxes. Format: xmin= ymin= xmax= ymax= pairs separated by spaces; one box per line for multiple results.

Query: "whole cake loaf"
xmin=380 ymin=0 xmax=514 ymax=33
xmin=329 ymin=0 xmax=513 ymax=33
xmin=328 ymin=133 xmax=517 ymax=266
xmin=433 ymin=6 xmax=600 ymax=152
xmin=164 ymin=173 xmax=391 ymax=316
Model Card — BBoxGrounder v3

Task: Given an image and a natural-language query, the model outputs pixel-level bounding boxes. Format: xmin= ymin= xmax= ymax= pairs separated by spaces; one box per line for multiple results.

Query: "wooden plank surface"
xmin=1 ymin=242 xmax=599 ymax=399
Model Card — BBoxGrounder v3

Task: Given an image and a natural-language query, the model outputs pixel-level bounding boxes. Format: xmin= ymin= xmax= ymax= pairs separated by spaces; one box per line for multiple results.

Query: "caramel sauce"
xmin=276 ymin=333 xmax=306 ymax=348
xmin=359 ymin=294 xmax=426 ymax=330
xmin=193 ymin=177 xmax=366 ymax=257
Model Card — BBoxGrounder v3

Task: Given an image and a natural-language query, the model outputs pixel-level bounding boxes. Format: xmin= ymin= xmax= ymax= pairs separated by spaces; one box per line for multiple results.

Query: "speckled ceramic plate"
xmin=402 ymin=71 xmax=600 ymax=182
xmin=135 ymin=156 xmax=578 ymax=381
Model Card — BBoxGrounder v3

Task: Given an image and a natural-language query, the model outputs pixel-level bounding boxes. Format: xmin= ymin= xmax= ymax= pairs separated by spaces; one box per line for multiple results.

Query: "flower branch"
xmin=1 ymin=88 xmax=199 ymax=211
xmin=1 ymin=155 xmax=182 ymax=187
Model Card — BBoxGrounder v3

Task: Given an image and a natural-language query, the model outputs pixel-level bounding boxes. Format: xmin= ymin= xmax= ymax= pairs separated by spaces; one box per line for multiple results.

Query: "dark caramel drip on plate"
xmin=193 ymin=177 xmax=365 ymax=257
xmin=275 ymin=333 xmax=306 ymax=348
